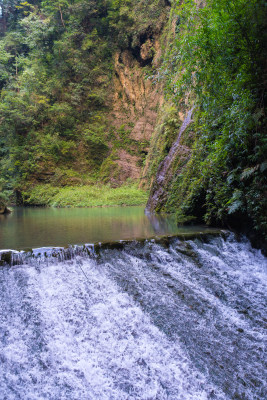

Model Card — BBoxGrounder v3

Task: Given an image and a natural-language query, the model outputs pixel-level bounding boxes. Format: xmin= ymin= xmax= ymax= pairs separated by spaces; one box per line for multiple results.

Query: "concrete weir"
xmin=0 ymin=228 xmax=226 ymax=266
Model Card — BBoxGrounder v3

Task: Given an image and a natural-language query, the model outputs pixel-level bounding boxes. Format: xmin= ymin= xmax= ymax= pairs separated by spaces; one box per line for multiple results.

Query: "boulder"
xmin=0 ymin=201 xmax=11 ymax=214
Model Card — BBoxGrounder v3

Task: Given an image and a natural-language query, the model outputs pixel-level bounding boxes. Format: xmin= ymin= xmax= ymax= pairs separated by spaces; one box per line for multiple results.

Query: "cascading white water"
xmin=0 ymin=235 xmax=266 ymax=400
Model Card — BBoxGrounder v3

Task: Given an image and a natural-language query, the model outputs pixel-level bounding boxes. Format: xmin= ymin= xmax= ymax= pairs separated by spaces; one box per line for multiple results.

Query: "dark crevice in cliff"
xmin=128 ymin=29 xmax=155 ymax=67
xmin=164 ymin=0 xmax=172 ymax=6
xmin=131 ymin=48 xmax=153 ymax=67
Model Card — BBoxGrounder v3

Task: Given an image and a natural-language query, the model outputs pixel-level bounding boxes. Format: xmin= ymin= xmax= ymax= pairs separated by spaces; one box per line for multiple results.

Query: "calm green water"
xmin=0 ymin=206 xmax=215 ymax=250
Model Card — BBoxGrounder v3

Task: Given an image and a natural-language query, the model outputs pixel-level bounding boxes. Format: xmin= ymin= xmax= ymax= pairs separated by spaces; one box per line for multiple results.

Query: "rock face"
xmin=146 ymin=107 xmax=195 ymax=212
xmin=108 ymin=31 xmax=165 ymax=185
xmin=112 ymin=48 xmax=163 ymax=142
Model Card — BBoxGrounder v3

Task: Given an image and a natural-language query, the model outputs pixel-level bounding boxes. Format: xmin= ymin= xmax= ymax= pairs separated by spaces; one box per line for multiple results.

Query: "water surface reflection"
xmin=0 ymin=206 xmax=214 ymax=250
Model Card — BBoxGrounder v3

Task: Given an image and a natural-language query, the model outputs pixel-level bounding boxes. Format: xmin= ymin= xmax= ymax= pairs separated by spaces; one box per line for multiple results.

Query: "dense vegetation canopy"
xmin=161 ymin=0 xmax=267 ymax=244
xmin=0 ymin=0 xmax=166 ymax=203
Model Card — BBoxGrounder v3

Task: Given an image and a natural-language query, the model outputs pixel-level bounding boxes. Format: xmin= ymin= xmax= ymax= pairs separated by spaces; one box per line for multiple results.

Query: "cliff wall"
xmin=105 ymin=30 xmax=165 ymax=185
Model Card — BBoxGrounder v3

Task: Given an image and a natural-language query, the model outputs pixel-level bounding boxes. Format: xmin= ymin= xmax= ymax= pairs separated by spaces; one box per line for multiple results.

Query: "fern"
xmin=227 ymin=190 xmax=243 ymax=215
xmin=240 ymin=166 xmax=259 ymax=181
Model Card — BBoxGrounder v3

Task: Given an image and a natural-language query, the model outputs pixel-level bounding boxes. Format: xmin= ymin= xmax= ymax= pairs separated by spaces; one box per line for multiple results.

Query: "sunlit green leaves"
xmin=163 ymin=0 xmax=267 ymax=239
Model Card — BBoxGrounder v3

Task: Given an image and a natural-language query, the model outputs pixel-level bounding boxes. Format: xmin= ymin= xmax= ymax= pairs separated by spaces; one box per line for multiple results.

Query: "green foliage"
xmin=161 ymin=0 xmax=267 ymax=239
xmin=99 ymin=153 xmax=120 ymax=183
xmin=106 ymin=0 xmax=166 ymax=48
xmin=0 ymin=0 xmax=167 ymax=196
xmin=22 ymin=183 xmax=148 ymax=207
xmin=0 ymin=191 xmax=8 ymax=207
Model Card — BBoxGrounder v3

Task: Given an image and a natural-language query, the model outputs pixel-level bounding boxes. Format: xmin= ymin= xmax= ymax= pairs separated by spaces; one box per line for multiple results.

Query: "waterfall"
xmin=0 ymin=234 xmax=266 ymax=399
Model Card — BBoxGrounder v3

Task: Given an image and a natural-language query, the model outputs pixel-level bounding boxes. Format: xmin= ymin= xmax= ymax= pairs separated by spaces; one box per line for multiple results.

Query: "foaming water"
xmin=0 ymin=235 xmax=266 ymax=399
